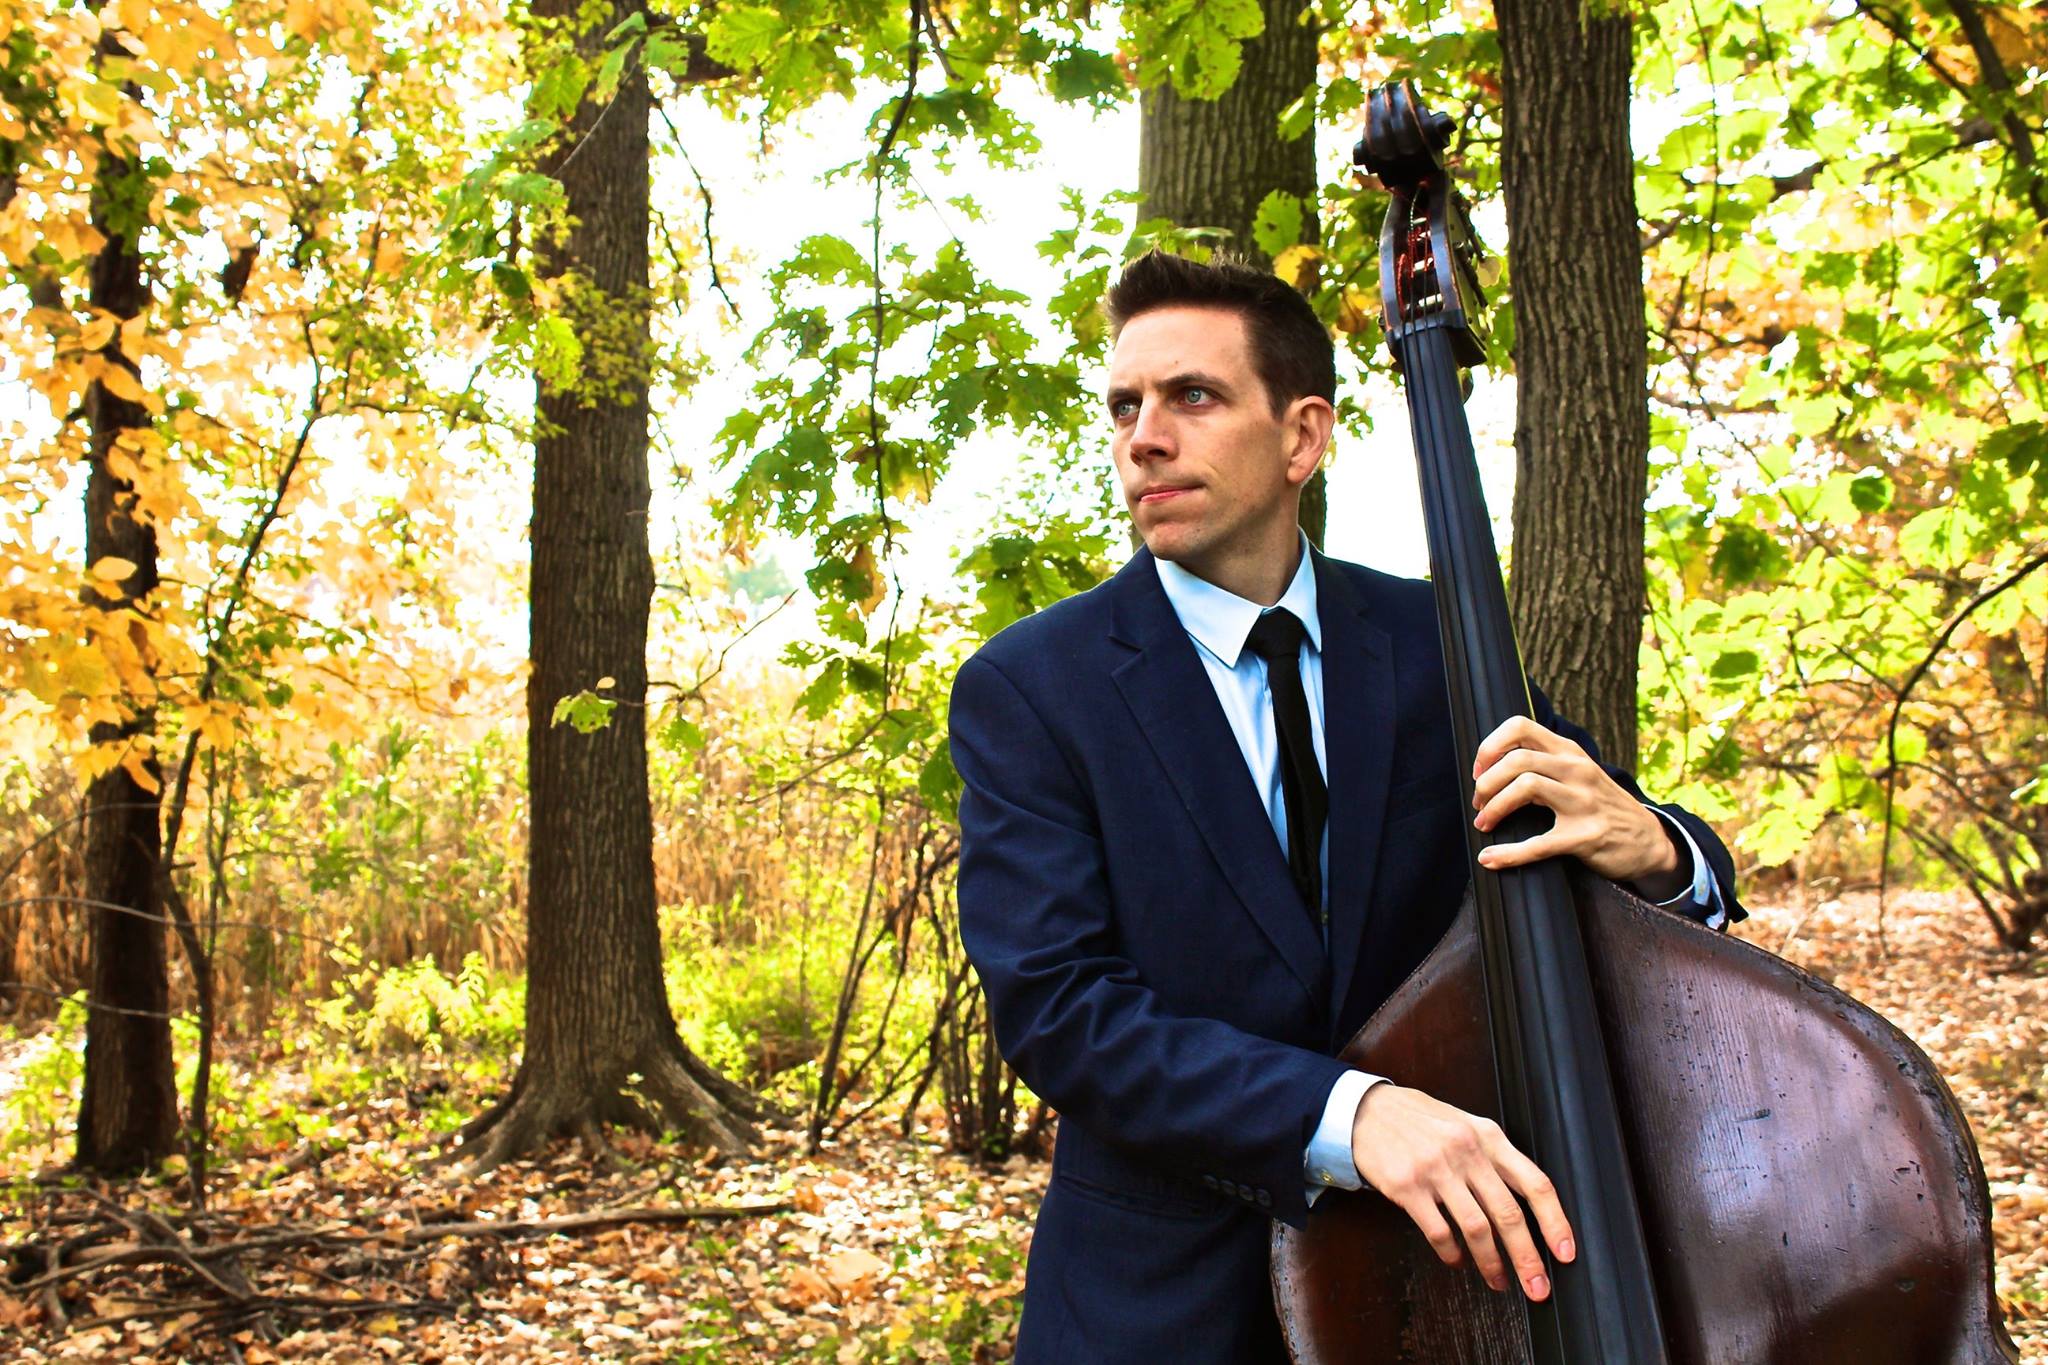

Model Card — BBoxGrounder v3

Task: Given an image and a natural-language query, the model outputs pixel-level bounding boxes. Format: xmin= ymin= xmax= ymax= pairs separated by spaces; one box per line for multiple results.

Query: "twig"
xmin=86 ymin=1193 xmax=251 ymax=1305
xmin=1877 ymin=547 xmax=2048 ymax=950
xmin=652 ymin=92 xmax=740 ymax=319
xmin=39 ymin=1244 xmax=67 ymax=1331
xmin=387 ymin=1200 xmax=788 ymax=1245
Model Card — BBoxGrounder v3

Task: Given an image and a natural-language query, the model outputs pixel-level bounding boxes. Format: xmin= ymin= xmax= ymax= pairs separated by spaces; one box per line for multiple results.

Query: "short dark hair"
xmin=1103 ymin=250 xmax=1336 ymax=414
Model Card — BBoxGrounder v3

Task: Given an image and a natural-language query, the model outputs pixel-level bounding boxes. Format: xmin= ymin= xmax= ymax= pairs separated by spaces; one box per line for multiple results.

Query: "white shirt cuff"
xmin=1646 ymin=806 xmax=1725 ymax=929
xmin=1303 ymin=1068 xmax=1384 ymax=1205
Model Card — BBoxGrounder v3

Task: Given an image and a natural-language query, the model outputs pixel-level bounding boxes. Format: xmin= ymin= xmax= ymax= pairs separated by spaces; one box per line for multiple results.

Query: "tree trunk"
xmin=455 ymin=0 xmax=754 ymax=1168
xmin=1137 ymin=0 xmax=1328 ymax=545
xmin=76 ymin=66 xmax=177 ymax=1174
xmin=1497 ymin=0 xmax=1648 ymax=762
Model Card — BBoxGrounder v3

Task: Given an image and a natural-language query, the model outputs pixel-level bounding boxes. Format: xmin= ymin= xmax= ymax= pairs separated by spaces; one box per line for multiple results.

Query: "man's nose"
xmin=1127 ymin=397 xmax=1174 ymax=460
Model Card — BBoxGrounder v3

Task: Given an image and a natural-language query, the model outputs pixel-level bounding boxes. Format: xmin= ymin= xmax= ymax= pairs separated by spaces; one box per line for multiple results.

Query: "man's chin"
xmin=1137 ymin=528 xmax=1202 ymax=564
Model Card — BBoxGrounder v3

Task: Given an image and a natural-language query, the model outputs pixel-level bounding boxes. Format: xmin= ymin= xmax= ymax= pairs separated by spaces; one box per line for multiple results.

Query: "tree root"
xmin=443 ymin=1032 xmax=758 ymax=1173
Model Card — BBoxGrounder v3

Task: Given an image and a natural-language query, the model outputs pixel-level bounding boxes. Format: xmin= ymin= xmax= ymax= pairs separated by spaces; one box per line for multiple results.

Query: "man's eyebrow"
xmin=1102 ymin=372 xmax=1234 ymax=405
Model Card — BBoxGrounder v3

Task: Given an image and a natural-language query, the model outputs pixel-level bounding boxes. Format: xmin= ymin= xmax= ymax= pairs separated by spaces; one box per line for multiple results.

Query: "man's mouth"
xmin=1137 ymin=485 xmax=1197 ymax=504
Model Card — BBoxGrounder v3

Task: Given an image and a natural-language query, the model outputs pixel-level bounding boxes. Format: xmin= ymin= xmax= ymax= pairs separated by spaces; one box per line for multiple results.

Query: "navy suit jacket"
xmin=950 ymin=548 xmax=1742 ymax=1364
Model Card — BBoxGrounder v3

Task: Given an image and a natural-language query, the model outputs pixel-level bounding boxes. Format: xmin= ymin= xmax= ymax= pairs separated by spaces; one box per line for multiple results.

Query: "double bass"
xmin=1269 ymin=82 xmax=2019 ymax=1364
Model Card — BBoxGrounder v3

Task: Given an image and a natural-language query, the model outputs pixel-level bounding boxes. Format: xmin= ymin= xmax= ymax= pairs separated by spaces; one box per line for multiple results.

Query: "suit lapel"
xmin=1315 ymin=554 xmax=1398 ymax=1038
xmin=1106 ymin=552 xmax=1326 ymax=1003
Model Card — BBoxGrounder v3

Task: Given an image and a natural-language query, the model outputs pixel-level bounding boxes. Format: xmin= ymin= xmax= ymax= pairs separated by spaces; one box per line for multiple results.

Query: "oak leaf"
xmin=819 ymin=1246 xmax=887 ymax=1300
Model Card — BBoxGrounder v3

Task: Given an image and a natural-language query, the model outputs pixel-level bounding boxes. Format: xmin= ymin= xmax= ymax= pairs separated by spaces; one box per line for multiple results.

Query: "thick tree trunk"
xmin=1497 ymin=0 xmax=1648 ymax=762
xmin=76 ymin=101 xmax=177 ymax=1174
xmin=1137 ymin=0 xmax=1328 ymax=545
xmin=455 ymin=0 xmax=753 ymax=1168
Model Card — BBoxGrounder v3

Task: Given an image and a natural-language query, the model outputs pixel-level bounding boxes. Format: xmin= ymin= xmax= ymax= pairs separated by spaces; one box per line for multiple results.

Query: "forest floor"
xmin=1 ymin=889 xmax=2043 ymax=1363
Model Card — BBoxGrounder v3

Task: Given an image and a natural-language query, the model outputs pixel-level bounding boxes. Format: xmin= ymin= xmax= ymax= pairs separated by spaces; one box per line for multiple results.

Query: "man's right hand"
xmin=1349 ymin=1084 xmax=1576 ymax=1300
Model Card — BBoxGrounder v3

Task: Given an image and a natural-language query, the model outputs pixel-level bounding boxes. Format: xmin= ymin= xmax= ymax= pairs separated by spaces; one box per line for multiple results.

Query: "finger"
xmin=1471 ymin=716 xmax=1574 ymax=779
xmin=1440 ymin=1184 xmax=1510 ymax=1292
xmin=1469 ymin=748 xmax=1571 ymax=809
xmin=1476 ymin=828 xmax=1568 ymax=871
xmin=1469 ymin=1164 xmax=1550 ymax=1300
xmin=1487 ymin=1137 xmax=1575 ymax=1264
xmin=1396 ymin=1192 xmax=1467 ymax=1270
xmin=1474 ymin=771 xmax=1572 ymax=832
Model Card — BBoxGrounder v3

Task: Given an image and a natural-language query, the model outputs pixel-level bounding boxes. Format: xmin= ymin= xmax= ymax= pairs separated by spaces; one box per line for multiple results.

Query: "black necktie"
xmin=1245 ymin=608 xmax=1327 ymax=928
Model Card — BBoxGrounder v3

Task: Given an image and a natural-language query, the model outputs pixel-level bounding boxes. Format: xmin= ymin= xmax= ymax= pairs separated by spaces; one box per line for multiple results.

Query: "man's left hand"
xmin=1468 ymin=716 xmax=1685 ymax=899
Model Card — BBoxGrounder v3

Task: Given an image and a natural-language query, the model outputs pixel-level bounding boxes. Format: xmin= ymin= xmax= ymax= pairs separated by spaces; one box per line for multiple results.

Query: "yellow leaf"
xmin=77 ymin=313 xmax=117 ymax=352
xmin=59 ymin=78 xmax=123 ymax=128
xmin=98 ymin=362 xmax=149 ymax=405
xmin=120 ymin=748 xmax=161 ymax=794
xmin=851 ymin=544 xmax=884 ymax=616
xmin=373 ymin=237 xmax=403 ymax=276
xmin=191 ymin=704 xmax=235 ymax=751
xmin=285 ymin=0 xmax=319 ymax=38
xmin=78 ymin=744 xmax=123 ymax=784
xmin=118 ymin=314 xmax=147 ymax=359
xmin=1273 ymin=243 xmax=1322 ymax=290
xmin=115 ymin=0 xmax=150 ymax=28
xmin=1335 ymin=287 xmax=1374 ymax=335
xmin=90 ymin=556 xmax=137 ymax=582
xmin=595 ymin=675 xmax=616 ymax=690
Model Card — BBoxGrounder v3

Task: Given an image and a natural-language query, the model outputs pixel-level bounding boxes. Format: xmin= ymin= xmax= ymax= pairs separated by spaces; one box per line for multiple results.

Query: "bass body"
xmin=1272 ymin=870 xmax=2016 ymax=1362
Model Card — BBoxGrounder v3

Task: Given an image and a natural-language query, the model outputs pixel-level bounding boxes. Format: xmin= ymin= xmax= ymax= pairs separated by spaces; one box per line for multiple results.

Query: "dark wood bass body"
xmin=1271 ymin=870 xmax=2017 ymax=1363
xmin=1270 ymin=81 xmax=2018 ymax=1364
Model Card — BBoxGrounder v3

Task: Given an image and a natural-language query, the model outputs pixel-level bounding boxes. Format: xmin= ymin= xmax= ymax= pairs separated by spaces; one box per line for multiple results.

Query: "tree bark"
xmin=76 ymin=62 xmax=177 ymax=1174
xmin=455 ymin=0 xmax=754 ymax=1168
xmin=1137 ymin=0 xmax=1328 ymax=545
xmin=1497 ymin=0 xmax=1649 ymax=762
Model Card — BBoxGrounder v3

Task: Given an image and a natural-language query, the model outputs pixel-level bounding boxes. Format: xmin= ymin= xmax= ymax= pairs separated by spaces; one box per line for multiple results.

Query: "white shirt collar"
xmin=1152 ymin=533 xmax=1322 ymax=668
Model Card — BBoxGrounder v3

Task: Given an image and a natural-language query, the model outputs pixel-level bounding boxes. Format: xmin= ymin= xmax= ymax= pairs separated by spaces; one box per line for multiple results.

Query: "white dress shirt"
xmin=1152 ymin=537 xmax=1722 ymax=1204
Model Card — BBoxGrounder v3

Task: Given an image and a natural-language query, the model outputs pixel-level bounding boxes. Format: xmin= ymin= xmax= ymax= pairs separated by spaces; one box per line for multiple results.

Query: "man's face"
xmin=1105 ymin=305 xmax=1326 ymax=585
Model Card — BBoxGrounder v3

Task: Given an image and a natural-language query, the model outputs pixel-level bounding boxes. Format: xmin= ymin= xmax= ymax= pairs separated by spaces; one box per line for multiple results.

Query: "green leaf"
xmin=490 ymin=261 xmax=531 ymax=300
xmin=1898 ymin=505 xmax=1982 ymax=570
xmin=1848 ymin=469 xmax=1893 ymax=513
xmin=1252 ymin=190 xmax=1305 ymax=258
xmin=1709 ymin=649 xmax=1760 ymax=681
xmin=1973 ymin=581 xmax=2026 ymax=637
xmin=705 ymin=5 xmax=784 ymax=71
xmin=1886 ymin=725 xmax=1927 ymax=766
xmin=550 ymin=690 xmax=617 ymax=734
xmin=1047 ymin=48 xmax=1122 ymax=105
xmin=1711 ymin=522 xmax=1789 ymax=585
xmin=1736 ymin=799 xmax=1825 ymax=867
xmin=660 ymin=712 xmax=705 ymax=752
xmin=1276 ymin=87 xmax=1315 ymax=142
xmin=918 ymin=742 xmax=961 ymax=819
xmin=795 ymin=658 xmax=846 ymax=719
xmin=592 ymin=33 xmax=640 ymax=101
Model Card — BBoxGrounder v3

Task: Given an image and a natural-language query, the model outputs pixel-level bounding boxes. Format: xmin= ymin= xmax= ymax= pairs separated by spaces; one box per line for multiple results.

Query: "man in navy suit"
xmin=950 ymin=252 xmax=1742 ymax=1363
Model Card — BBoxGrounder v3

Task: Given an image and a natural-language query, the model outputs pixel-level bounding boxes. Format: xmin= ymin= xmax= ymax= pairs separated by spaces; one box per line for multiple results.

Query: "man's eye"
xmin=1110 ymin=400 xmax=1136 ymax=420
xmin=1182 ymin=387 xmax=1210 ymax=405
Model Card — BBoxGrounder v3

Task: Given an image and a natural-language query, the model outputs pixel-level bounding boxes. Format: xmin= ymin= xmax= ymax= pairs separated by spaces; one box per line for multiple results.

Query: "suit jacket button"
xmin=1256 ymin=1189 xmax=1272 ymax=1208
xmin=1202 ymin=1174 xmax=1219 ymax=1190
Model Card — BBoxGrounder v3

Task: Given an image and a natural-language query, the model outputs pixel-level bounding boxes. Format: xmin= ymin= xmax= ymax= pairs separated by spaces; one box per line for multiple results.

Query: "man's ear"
xmin=1284 ymin=396 xmax=1336 ymax=487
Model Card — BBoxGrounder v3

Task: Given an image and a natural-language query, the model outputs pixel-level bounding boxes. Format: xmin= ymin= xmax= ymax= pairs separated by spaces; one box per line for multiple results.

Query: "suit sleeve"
xmin=951 ymin=653 xmax=1349 ymax=1229
xmin=1529 ymin=684 xmax=1746 ymax=927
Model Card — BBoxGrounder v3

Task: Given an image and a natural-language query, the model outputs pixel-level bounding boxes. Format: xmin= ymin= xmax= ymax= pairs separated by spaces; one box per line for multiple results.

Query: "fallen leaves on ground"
xmin=1 ymin=890 xmax=2042 ymax=1361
